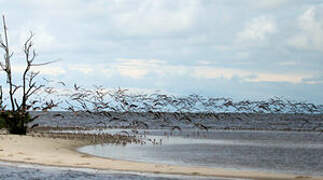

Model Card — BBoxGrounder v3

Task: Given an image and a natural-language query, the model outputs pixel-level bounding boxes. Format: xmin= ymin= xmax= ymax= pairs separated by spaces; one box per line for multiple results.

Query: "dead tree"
xmin=0 ymin=15 xmax=57 ymax=134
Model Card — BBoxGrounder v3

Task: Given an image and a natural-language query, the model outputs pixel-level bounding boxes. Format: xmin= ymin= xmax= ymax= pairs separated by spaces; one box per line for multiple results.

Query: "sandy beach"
xmin=0 ymin=135 xmax=321 ymax=180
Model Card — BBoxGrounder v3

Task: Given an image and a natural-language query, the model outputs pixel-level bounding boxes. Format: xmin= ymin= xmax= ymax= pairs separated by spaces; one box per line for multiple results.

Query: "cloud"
xmin=113 ymin=58 xmax=188 ymax=79
xmin=109 ymin=0 xmax=200 ymax=36
xmin=1 ymin=0 xmax=322 ymax=103
xmin=4 ymin=21 xmax=56 ymax=55
xmin=11 ymin=64 xmax=66 ymax=76
xmin=111 ymin=58 xmax=314 ymax=84
xmin=68 ymin=65 xmax=93 ymax=74
xmin=117 ymin=66 xmax=148 ymax=79
xmin=192 ymin=66 xmax=250 ymax=80
xmin=192 ymin=65 xmax=311 ymax=84
xmin=288 ymin=6 xmax=323 ymax=51
xmin=251 ymin=0 xmax=290 ymax=9
xmin=302 ymin=75 xmax=323 ymax=85
xmin=246 ymin=73 xmax=308 ymax=83
xmin=287 ymin=35 xmax=309 ymax=49
xmin=237 ymin=16 xmax=277 ymax=43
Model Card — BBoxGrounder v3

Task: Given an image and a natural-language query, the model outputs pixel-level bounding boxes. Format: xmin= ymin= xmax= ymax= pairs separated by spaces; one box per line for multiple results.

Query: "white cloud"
xmin=252 ymin=0 xmax=290 ymax=9
xmin=213 ymin=45 xmax=231 ymax=52
xmin=278 ymin=61 xmax=298 ymax=66
xmin=236 ymin=51 xmax=250 ymax=59
xmin=114 ymin=58 xmax=168 ymax=79
xmin=1 ymin=1 xmax=322 ymax=103
xmin=32 ymin=66 xmax=66 ymax=76
xmin=302 ymin=75 xmax=323 ymax=85
xmin=192 ymin=66 xmax=311 ymax=84
xmin=288 ymin=7 xmax=323 ymax=51
xmin=68 ymin=65 xmax=93 ymax=74
xmin=109 ymin=0 xmax=199 ymax=35
xmin=192 ymin=66 xmax=250 ymax=80
xmin=303 ymin=80 xmax=323 ymax=85
xmin=33 ymin=26 xmax=55 ymax=51
xmin=110 ymin=58 xmax=315 ymax=84
xmin=91 ymin=58 xmax=189 ymax=79
xmin=11 ymin=64 xmax=66 ymax=76
xmin=237 ymin=16 xmax=277 ymax=43
xmin=287 ymin=35 xmax=309 ymax=49
xmin=10 ymin=24 xmax=56 ymax=54
xmin=67 ymin=63 xmax=116 ymax=77
xmin=246 ymin=73 xmax=307 ymax=83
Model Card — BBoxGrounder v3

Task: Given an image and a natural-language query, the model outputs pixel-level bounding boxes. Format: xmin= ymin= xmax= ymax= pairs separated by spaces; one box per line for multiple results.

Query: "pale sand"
xmin=0 ymin=135 xmax=321 ymax=180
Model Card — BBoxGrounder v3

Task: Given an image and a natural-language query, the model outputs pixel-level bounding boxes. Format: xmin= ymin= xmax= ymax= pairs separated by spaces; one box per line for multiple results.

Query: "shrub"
xmin=0 ymin=111 xmax=33 ymax=134
xmin=0 ymin=113 xmax=5 ymax=129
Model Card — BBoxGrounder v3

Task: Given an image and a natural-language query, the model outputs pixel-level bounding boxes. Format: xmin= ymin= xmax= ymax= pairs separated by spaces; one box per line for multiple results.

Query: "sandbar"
xmin=0 ymin=135 xmax=321 ymax=180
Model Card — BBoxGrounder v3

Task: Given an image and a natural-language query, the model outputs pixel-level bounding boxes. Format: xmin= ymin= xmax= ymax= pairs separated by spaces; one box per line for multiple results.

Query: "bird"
xmin=194 ymin=123 xmax=209 ymax=131
xmin=30 ymin=123 xmax=39 ymax=129
xmin=57 ymin=81 xmax=66 ymax=86
xmin=74 ymin=84 xmax=80 ymax=91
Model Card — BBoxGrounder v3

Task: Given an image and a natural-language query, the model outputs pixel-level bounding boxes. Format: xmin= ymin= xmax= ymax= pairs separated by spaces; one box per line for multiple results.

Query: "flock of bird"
xmin=25 ymin=83 xmax=323 ymax=133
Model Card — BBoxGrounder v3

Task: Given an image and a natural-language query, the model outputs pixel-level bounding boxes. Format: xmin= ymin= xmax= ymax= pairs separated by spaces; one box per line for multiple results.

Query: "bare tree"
xmin=0 ymin=15 xmax=57 ymax=134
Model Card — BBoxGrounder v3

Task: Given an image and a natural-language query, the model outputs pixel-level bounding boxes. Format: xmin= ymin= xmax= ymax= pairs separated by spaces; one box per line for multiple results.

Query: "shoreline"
xmin=0 ymin=135 xmax=321 ymax=180
xmin=32 ymin=125 xmax=323 ymax=133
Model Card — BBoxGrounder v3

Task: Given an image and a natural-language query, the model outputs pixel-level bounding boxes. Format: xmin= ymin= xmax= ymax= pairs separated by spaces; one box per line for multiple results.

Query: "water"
xmin=0 ymin=162 xmax=223 ymax=180
xmin=31 ymin=111 xmax=323 ymax=132
xmin=78 ymin=130 xmax=323 ymax=176
xmin=24 ymin=112 xmax=323 ymax=178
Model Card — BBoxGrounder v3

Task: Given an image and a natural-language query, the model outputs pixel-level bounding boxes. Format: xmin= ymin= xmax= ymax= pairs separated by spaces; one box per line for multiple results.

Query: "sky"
xmin=0 ymin=0 xmax=323 ymax=104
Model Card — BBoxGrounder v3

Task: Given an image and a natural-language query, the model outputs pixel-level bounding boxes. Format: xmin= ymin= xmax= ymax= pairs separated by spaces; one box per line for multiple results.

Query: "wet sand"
xmin=0 ymin=135 xmax=321 ymax=180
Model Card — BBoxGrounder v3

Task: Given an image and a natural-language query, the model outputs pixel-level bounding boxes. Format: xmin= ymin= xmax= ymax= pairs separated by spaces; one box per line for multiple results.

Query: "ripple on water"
xmin=0 ymin=162 xmax=227 ymax=180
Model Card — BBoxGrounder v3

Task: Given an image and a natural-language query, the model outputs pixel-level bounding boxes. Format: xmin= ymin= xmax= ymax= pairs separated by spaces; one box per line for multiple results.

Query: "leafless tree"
xmin=0 ymin=15 xmax=57 ymax=134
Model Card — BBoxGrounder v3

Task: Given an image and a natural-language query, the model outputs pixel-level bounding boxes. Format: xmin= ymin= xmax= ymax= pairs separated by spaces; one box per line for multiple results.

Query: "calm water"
xmin=32 ymin=111 xmax=323 ymax=132
xmin=78 ymin=130 xmax=323 ymax=176
xmin=0 ymin=162 xmax=223 ymax=180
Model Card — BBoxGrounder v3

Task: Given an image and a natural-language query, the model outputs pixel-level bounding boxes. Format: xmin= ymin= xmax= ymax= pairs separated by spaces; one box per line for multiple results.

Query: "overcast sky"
xmin=1 ymin=0 xmax=323 ymax=103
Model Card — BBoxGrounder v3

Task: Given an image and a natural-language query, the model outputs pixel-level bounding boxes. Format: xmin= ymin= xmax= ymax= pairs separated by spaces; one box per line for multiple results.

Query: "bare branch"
xmin=12 ymin=85 xmax=22 ymax=94
xmin=26 ymin=85 xmax=44 ymax=99
xmin=14 ymin=98 xmax=19 ymax=110
xmin=31 ymin=59 xmax=60 ymax=66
